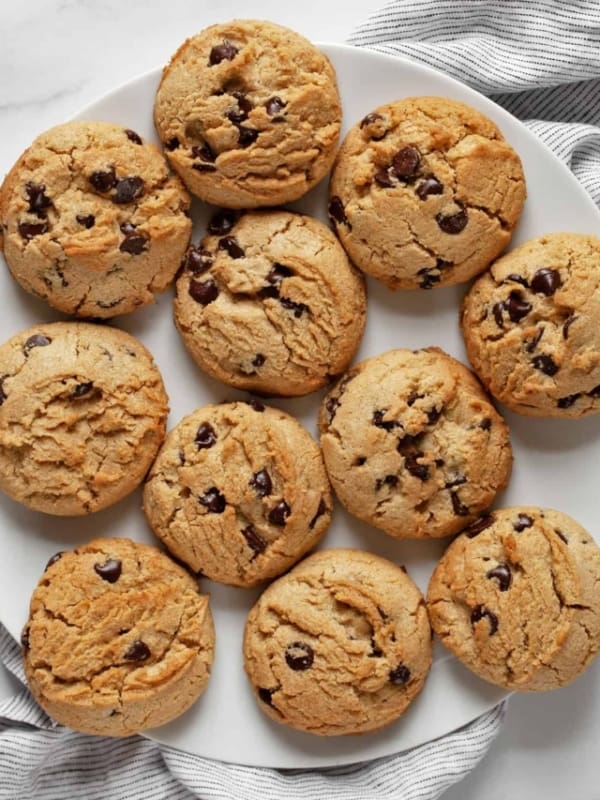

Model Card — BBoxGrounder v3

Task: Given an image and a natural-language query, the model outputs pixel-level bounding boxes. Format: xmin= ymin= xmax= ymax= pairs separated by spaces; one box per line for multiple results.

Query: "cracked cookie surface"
xmin=22 ymin=537 xmax=215 ymax=736
xmin=243 ymin=548 xmax=431 ymax=735
xmin=0 ymin=120 xmax=191 ymax=318
xmin=427 ymin=507 xmax=600 ymax=690
xmin=318 ymin=348 xmax=512 ymax=539
xmin=142 ymin=401 xmax=332 ymax=587
xmin=154 ymin=20 xmax=341 ymax=208
xmin=329 ymin=96 xmax=526 ymax=290
xmin=0 ymin=322 xmax=168 ymax=515
xmin=462 ymin=233 xmax=600 ymax=418
xmin=174 ymin=209 xmax=366 ymax=396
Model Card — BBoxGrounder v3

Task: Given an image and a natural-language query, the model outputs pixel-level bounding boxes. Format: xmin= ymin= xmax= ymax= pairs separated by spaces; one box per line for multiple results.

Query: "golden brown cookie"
xmin=0 ymin=322 xmax=168 ymax=515
xmin=243 ymin=549 xmax=432 ymax=736
xmin=318 ymin=348 xmax=512 ymax=539
xmin=142 ymin=401 xmax=332 ymax=587
xmin=427 ymin=507 xmax=600 ymax=690
xmin=329 ymin=96 xmax=526 ymax=289
xmin=462 ymin=233 xmax=600 ymax=418
xmin=22 ymin=537 xmax=215 ymax=736
xmin=153 ymin=20 xmax=341 ymax=207
xmin=174 ymin=209 xmax=367 ymax=396
xmin=0 ymin=120 xmax=191 ymax=318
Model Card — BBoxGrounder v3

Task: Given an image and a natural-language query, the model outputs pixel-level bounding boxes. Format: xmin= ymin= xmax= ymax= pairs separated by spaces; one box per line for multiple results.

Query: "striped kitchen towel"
xmin=1 ymin=1 xmax=599 ymax=798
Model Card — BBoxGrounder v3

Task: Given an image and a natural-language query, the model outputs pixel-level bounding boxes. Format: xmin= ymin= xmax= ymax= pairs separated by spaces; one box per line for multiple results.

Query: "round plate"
xmin=1 ymin=43 xmax=599 ymax=768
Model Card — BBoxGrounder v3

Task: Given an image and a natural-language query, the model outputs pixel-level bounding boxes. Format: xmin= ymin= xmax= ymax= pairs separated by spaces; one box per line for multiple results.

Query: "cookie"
xmin=22 ymin=537 xmax=215 ymax=736
xmin=142 ymin=401 xmax=332 ymax=587
xmin=461 ymin=233 xmax=600 ymax=418
xmin=329 ymin=96 xmax=526 ymax=290
xmin=153 ymin=20 xmax=341 ymax=208
xmin=427 ymin=507 xmax=600 ymax=690
xmin=174 ymin=209 xmax=367 ymax=396
xmin=0 ymin=322 xmax=168 ymax=515
xmin=318 ymin=348 xmax=512 ymax=539
xmin=0 ymin=120 xmax=191 ymax=318
xmin=243 ymin=549 xmax=431 ymax=736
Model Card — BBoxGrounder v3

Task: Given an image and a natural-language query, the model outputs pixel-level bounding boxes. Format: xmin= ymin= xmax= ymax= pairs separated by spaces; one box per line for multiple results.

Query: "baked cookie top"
xmin=329 ymin=96 xmax=526 ymax=289
xmin=154 ymin=19 xmax=341 ymax=208
xmin=143 ymin=401 xmax=332 ymax=587
xmin=22 ymin=537 xmax=215 ymax=736
xmin=462 ymin=233 xmax=600 ymax=418
xmin=174 ymin=209 xmax=367 ymax=397
xmin=243 ymin=548 xmax=432 ymax=736
xmin=0 ymin=322 xmax=168 ymax=515
xmin=427 ymin=507 xmax=600 ymax=690
xmin=319 ymin=348 xmax=512 ymax=539
xmin=0 ymin=120 xmax=191 ymax=318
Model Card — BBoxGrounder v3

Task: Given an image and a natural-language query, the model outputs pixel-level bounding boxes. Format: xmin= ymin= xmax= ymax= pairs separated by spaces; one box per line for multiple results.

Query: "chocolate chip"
xmin=525 ymin=328 xmax=544 ymax=353
xmin=76 ymin=214 xmax=95 ymax=229
xmin=189 ymin=278 xmax=219 ymax=305
xmin=178 ymin=451 xmax=186 ymax=465
xmin=328 ymin=196 xmax=349 ymax=226
xmin=268 ymin=500 xmax=290 ymax=526
xmin=25 ymin=182 xmax=52 ymax=217
xmin=486 ymin=563 xmax=512 ymax=591
xmin=241 ymin=525 xmax=267 ymax=556
xmin=436 ymin=205 xmax=468 ymax=234
xmin=279 ymin=296 xmax=310 ymax=318
xmin=94 ymin=558 xmax=122 ymax=583
xmin=247 ymin=398 xmax=265 ymax=413
xmin=21 ymin=628 xmax=30 ymax=650
xmin=418 ymin=267 xmax=441 ymax=289
xmin=23 ymin=334 xmax=51 ymax=354
xmin=238 ymin=126 xmax=259 ymax=147
xmin=309 ymin=498 xmax=327 ymax=529
xmin=72 ymin=382 xmax=95 ymax=398
xmin=285 ymin=642 xmax=314 ymax=671
xmin=192 ymin=143 xmax=216 ymax=163
xmin=505 ymin=273 xmax=529 ymax=288
xmin=89 ymin=167 xmax=116 ymax=193
xmin=375 ymin=474 xmax=399 ymax=490
xmin=492 ymin=302 xmax=505 ymax=328
xmin=208 ymin=209 xmax=237 ymax=235
xmin=259 ymin=263 xmax=293 ymax=298
xmin=531 ymin=268 xmax=561 ymax=296
xmin=416 ymin=177 xmax=444 ymax=199
xmin=184 ymin=245 xmax=213 ymax=274
xmin=218 ymin=235 xmax=244 ymax=258
xmin=427 ymin=406 xmax=442 ymax=425
xmin=209 ymin=40 xmax=238 ymax=65
xmin=124 ymin=640 xmax=151 ymax=662
xmin=558 ymin=393 xmax=581 ymax=409
xmin=113 ymin=176 xmax=144 ymax=204
xmin=450 ymin=491 xmax=469 ymax=516
xmin=589 ymin=385 xmax=600 ymax=398
xmin=513 ymin=513 xmax=533 ymax=532
xmin=374 ymin=168 xmax=395 ymax=188
xmin=360 ymin=112 xmax=384 ymax=128
xmin=471 ymin=605 xmax=498 ymax=635
xmin=199 ymin=487 xmax=226 ymax=513
xmin=372 ymin=409 xmax=398 ymax=431
xmin=392 ymin=146 xmax=420 ymax=179
xmin=445 ymin=473 xmax=467 ymax=488
xmin=258 ymin=687 xmax=275 ymax=705
xmin=265 ymin=96 xmax=286 ymax=116
xmin=555 ymin=529 xmax=569 ymax=544
xmin=166 ymin=137 xmax=180 ymax=151
xmin=250 ymin=469 xmax=272 ymax=497
xmin=389 ymin=664 xmax=411 ymax=685
xmin=465 ymin=513 xmax=495 ymax=538
xmin=195 ymin=422 xmax=217 ymax=449
xmin=369 ymin=640 xmax=383 ymax=657
xmin=563 ymin=314 xmax=576 ymax=340
xmin=119 ymin=222 xmax=149 ymax=254
xmin=531 ymin=354 xmax=558 ymax=376
xmin=125 ymin=129 xmax=142 ymax=145
xmin=19 ymin=221 xmax=48 ymax=239
xmin=251 ymin=353 xmax=266 ymax=369
xmin=45 ymin=551 xmax=65 ymax=570
xmin=228 ymin=91 xmax=253 ymax=122
xmin=506 ymin=291 xmax=532 ymax=323
xmin=479 ymin=418 xmax=492 ymax=431
xmin=405 ymin=453 xmax=429 ymax=480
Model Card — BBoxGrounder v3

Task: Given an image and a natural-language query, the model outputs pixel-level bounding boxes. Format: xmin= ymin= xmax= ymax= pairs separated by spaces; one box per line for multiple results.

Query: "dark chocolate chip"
xmin=208 ymin=209 xmax=237 ymax=235
xmin=405 ymin=454 xmax=429 ymax=480
xmin=192 ymin=143 xmax=216 ymax=163
xmin=531 ymin=354 xmax=558 ymax=376
xmin=76 ymin=213 xmax=95 ymax=229
xmin=360 ymin=112 xmax=384 ymax=128
xmin=209 ymin=41 xmax=239 ymax=65
xmin=427 ymin=406 xmax=442 ymax=424
xmin=450 ymin=491 xmax=469 ymax=516
xmin=124 ymin=640 xmax=151 ymax=662
xmin=265 ymin=96 xmax=286 ymax=116
xmin=465 ymin=513 xmax=495 ymax=538
xmin=372 ymin=409 xmax=398 ymax=431
xmin=268 ymin=500 xmax=290 ymax=526
xmin=19 ymin=221 xmax=48 ymax=239
xmin=125 ymin=129 xmax=143 ymax=145
xmin=562 ymin=314 xmax=576 ymax=340
xmin=195 ymin=422 xmax=217 ymax=449
xmin=375 ymin=474 xmax=399 ymax=490
xmin=416 ymin=176 xmax=444 ymax=199
xmin=21 ymin=628 xmax=30 ymax=650
xmin=45 ymin=551 xmax=65 ymax=570
xmin=184 ymin=245 xmax=213 ymax=274
xmin=369 ymin=640 xmax=383 ymax=657
xmin=285 ymin=642 xmax=314 ymax=671
xmin=328 ymin=196 xmax=349 ymax=226
xmin=250 ymin=469 xmax=272 ymax=497
xmin=259 ymin=263 xmax=293 ymax=298
xmin=94 ymin=558 xmax=122 ymax=583
xmin=436 ymin=205 xmax=468 ymax=234
xmin=555 ymin=529 xmax=569 ymax=544
xmin=25 ymin=182 xmax=52 ymax=217
xmin=189 ymin=278 xmax=219 ymax=305
xmin=241 ymin=525 xmax=267 ymax=556
xmin=252 ymin=353 xmax=266 ymax=368
xmin=218 ymin=235 xmax=245 ymax=258
xmin=229 ymin=91 xmax=253 ymax=121
xmin=492 ymin=302 xmax=505 ymax=328
xmin=505 ymin=273 xmax=529 ymax=288
xmin=89 ymin=167 xmax=116 ymax=193
xmin=479 ymin=418 xmax=492 ymax=431
xmin=557 ymin=393 xmax=581 ymax=409
xmin=119 ymin=222 xmax=149 ymax=254
xmin=506 ymin=291 xmax=532 ymax=323
xmin=418 ymin=267 xmax=441 ymax=289
xmin=199 ymin=487 xmax=226 ymax=513
xmin=258 ymin=687 xmax=275 ymax=706
xmin=248 ymin=398 xmax=265 ymax=412
xmin=279 ymin=296 xmax=310 ymax=318
xmin=309 ymin=498 xmax=327 ymax=529
xmin=389 ymin=664 xmax=411 ymax=685
xmin=72 ymin=381 xmax=95 ymax=398
xmin=113 ymin=176 xmax=144 ymax=204
xmin=374 ymin=167 xmax=395 ymax=188
xmin=445 ymin=473 xmax=467 ymax=488
xmin=23 ymin=334 xmax=51 ymax=354
xmin=513 ymin=513 xmax=533 ymax=532
xmin=486 ymin=563 xmax=512 ymax=591
xmin=531 ymin=268 xmax=561 ymax=296
xmin=166 ymin=137 xmax=180 ymax=150
xmin=392 ymin=146 xmax=420 ymax=179
xmin=525 ymin=328 xmax=544 ymax=353
xmin=178 ymin=451 xmax=186 ymax=465
xmin=471 ymin=605 xmax=498 ymax=635
xmin=238 ymin=126 xmax=259 ymax=147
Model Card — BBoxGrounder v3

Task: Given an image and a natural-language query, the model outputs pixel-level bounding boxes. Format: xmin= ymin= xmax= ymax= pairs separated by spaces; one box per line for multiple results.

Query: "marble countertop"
xmin=0 ymin=2 xmax=598 ymax=798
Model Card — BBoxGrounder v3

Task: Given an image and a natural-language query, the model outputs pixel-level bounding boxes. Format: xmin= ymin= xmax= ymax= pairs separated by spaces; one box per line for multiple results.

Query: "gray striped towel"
xmin=1 ymin=1 xmax=599 ymax=798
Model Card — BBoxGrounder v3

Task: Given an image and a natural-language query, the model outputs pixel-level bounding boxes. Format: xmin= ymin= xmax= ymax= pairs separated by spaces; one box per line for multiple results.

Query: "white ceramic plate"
xmin=1 ymin=43 xmax=599 ymax=768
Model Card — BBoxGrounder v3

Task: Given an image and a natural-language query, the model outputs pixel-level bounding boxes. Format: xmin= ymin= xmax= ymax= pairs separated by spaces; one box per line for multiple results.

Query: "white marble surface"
xmin=0 ymin=2 xmax=598 ymax=798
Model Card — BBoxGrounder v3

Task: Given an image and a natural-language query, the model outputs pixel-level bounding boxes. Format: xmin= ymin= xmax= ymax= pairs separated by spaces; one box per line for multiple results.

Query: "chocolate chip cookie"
xmin=0 ymin=322 xmax=168 ymax=515
xmin=462 ymin=233 xmax=600 ymax=417
xmin=174 ymin=209 xmax=366 ymax=396
xmin=0 ymin=120 xmax=191 ymax=317
xmin=22 ymin=537 xmax=215 ymax=736
xmin=243 ymin=549 xmax=431 ymax=736
xmin=142 ymin=401 xmax=332 ymax=587
xmin=318 ymin=348 xmax=512 ymax=539
xmin=154 ymin=20 xmax=341 ymax=208
xmin=427 ymin=507 xmax=600 ymax=690
xmin=329 ymin=96 xmax=526 ymax=290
